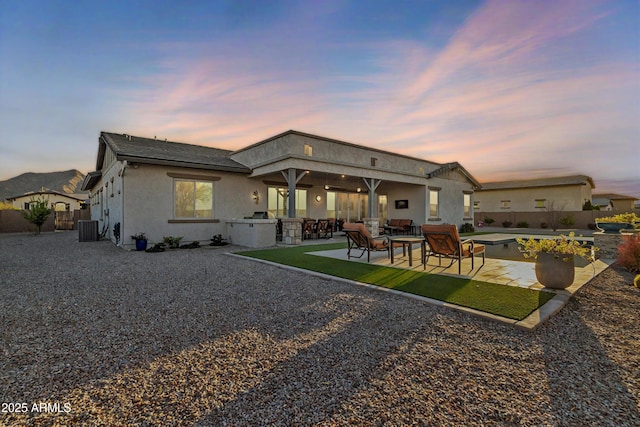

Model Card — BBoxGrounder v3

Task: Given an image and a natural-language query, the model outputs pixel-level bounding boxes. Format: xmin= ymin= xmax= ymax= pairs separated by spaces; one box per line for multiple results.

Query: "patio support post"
xmin=362 ymin=178 xmax=381 ymax=218
xmin=281 ymin=168 xmax=307 ymax=218
xmin=287 ymin=168 xmax=296 ymax=218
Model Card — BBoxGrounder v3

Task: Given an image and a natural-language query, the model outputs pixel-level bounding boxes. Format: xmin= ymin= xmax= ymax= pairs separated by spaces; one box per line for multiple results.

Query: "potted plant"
xmin=131 ymin=232 xmax=148 ymax=251
xmin=516 ymin=232 xmax=596 ymax=289
xmin=595 ymin=213 xmax=639 ymax=234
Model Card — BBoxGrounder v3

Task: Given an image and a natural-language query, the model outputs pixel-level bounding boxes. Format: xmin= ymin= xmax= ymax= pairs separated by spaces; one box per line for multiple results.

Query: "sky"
xmin=1 ymin=0 xmax=639 ymax=198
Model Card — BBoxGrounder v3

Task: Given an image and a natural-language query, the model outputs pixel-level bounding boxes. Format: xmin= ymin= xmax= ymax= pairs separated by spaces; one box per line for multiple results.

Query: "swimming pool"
xmin=474 ymin=234 xmax=595 ymax=268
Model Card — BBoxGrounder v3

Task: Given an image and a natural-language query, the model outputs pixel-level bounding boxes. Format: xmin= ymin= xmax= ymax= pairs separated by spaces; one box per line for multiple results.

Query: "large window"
xmin=174 ymin=180 xmax=213 ymax=218
xmin=267 ymin=187 xmax=307 ymax=217
xmin=429 ymin=189 xmax=439 ymax=218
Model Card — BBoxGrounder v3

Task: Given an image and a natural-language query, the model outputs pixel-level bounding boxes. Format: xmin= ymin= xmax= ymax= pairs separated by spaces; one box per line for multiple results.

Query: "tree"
xmin=22 ymin=197 xmax=52 ymax=235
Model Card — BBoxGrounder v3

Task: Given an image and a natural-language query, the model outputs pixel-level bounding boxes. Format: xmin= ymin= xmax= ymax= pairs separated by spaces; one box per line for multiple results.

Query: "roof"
xmin=6 ymin=190 xmax=87 ymax=202
xmin=232 ymin=129 xmax=443 ymax=166
xmin=426 ymin=162 xmax=482 ymax=189
xmin=478 ymin=175 xmax=595 ymax=191
xmin=592 ymin=193 xmax=638 ymax=201
xmin=233 ymin=129 xmax=481 ymax=187
xmin=97 ymin=132 xmax=251 ymax=174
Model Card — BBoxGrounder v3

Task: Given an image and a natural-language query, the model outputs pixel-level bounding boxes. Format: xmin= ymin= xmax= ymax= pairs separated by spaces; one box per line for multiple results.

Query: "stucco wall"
xmin=475 ymin=184 xmax=590 ymax=212
xmin=120 ymin=164 xmax=262 ymax=248
xmin=10 ymin=194 xmax=85 ymax=211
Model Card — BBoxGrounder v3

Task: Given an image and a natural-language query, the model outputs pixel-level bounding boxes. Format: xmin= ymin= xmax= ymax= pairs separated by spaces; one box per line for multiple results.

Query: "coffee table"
xmin=388 ymin=236 xmax=425 ymax=267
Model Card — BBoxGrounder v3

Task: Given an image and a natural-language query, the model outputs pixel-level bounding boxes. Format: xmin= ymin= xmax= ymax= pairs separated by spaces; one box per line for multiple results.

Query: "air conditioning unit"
xmin=78 ymin=220 xmax=98 ymax=242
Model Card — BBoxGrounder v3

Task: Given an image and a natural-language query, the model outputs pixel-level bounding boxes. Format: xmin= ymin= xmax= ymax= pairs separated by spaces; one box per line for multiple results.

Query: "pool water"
xmin=483 ymin=240 xmax=593 ymax=268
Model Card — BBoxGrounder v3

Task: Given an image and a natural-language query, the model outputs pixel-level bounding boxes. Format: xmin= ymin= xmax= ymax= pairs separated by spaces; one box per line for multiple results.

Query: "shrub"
xmin=459 ymin=223 xmax=475 ymax=233
xmin=560 ymin=215 xmax=575 ymax=227
xmin=582 ymin=200 xmax=595 ymax=210
xmin=502 ymin=220 xmax=513 ymax=228
xmin=516 ymin=221 xmax=529 ymax=228
xmin=517 ymin=232 xmax=596 ymax=260
xmin=540 ymin=222 xmax=549 ymax=229
xmin=163 ymin=236 xmax=183 ymax=248
xmin=22 ymin=197 xmax=52 ymax=235
xmin=597 ymin=212 xmax=640 ymax=225
xmin=484 ymin=217 xmax=495 ymax=225
xmin=617 ymin=234 xmax=640 ymax=273
xmin=0 ymin=201 xmax=20 ymax=211
xmin=210 ymin=234 xmax=228 ymax=246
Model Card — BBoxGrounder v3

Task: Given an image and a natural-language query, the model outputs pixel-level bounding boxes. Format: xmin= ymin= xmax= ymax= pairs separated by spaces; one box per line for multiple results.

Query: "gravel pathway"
xmin=1 ymin=231 xmax=638 ymax=426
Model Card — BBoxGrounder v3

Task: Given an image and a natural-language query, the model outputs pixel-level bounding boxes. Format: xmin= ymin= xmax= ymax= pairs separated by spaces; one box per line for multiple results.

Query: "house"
xmin=82 ymin=130 xmax=481 ymax=248
xmin=592 ymin=193 xmax=638 ymax=211
xmin=7 ymin=189 xmax=88 ymax=212
xmin=474 ymin=175 xmax=595 ymax=213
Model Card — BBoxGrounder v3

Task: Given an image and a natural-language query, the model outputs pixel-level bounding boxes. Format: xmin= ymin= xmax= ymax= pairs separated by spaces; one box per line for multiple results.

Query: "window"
xmin=501 ymin=200 xmax=511 ymax=209
xmin=378 ymin=195 xmax=388 ymax=225
xmin=267 ymin=187 xmax=307 ymax=217
xmin=174 ymin=180 xmax=213 ymax=218
xmin=463 ymin=193 xmax=472 ymax=218
xmin=474 ymin=201 xmax=480 ymax=209
xmin=535 ymin=199 xmax=546 ymax=209
xmin=304 ymin=144 xmax=313 ymax=156
xmin=371 ymin=157 xmax=378 ymax=166
xmin=429 ymin=189 xmax=439 ymax=218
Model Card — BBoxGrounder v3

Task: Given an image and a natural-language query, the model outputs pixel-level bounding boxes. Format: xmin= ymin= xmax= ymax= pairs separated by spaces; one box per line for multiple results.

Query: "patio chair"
xmin=343 ymin=222 xmax=390 ymax=262
xmin=316 ymin=219 xmax=332 ymax=239
xmin=302 ymin=218 xmax=317 ymax=240
xmin=421 ymin=224 xmax=485 ymax=274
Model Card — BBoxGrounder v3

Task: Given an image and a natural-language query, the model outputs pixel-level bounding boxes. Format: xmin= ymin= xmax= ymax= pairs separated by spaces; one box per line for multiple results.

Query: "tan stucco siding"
xmin=11 ymin=194 xmax=84 ymax=211
xmin=232 ymin=133 xmax=441 ymax=177
xmin=475 ymin=184 xmax=590 ymax=212
xmin=120 ymin=164 xmax=265 ymax=247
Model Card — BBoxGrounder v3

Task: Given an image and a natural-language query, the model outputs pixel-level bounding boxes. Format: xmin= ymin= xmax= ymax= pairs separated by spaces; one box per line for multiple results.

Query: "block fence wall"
xmin=474 ymin=209 xmax=639 ymax=230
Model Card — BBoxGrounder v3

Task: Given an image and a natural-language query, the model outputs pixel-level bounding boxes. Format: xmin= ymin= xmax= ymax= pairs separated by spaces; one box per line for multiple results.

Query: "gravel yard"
xmin=1 ymin=231 xmax=638 ymax=426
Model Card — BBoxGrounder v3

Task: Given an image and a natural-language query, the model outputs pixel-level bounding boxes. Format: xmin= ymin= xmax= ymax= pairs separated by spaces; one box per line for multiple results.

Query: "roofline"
xmin=6 ymin=190 xmax=87 ymax=201
xmin=99 ymin=131 xmax=251 ymax=174
xmin=117 ymin=155 xmax=251 ymax=174
xmin=478 ymin=175 xmax=595 ymax=191
xmin=232 ymin=129 xmax=443 ymax=167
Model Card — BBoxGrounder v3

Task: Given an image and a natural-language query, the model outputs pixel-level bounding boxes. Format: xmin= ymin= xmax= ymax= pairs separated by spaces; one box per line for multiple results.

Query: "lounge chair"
xmin=343 ymin=222 xmax=390 ymax=262
xmin=421 ymin=224 xmax=485 ymax=274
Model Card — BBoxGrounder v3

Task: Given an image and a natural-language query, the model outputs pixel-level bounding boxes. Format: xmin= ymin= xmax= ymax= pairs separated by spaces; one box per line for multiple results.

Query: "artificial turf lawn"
xmin=237 ymin=242 xmax=555 ymax=321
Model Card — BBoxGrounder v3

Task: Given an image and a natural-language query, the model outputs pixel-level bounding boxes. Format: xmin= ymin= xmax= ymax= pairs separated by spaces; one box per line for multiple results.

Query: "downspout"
xmin=118 ymin=161 xmax=128 ymax=248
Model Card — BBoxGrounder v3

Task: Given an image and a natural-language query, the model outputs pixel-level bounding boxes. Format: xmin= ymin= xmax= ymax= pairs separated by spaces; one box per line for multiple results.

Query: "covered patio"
xmin=230 ymin=130 xmax=481 ymax=243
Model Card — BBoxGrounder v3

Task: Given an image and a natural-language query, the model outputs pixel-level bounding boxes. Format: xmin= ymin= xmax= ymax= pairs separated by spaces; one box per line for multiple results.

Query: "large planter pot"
xmin=135 ymin=239 xmax=148 ymax=251
xmin=535 ymin=252 xmax=575 ymax=289
xmin=595 ymin=222 xmax=633 ymax=234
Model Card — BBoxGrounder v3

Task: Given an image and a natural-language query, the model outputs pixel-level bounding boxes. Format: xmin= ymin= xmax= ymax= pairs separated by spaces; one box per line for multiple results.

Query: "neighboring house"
xmin=474 ymin=175 xmax=595 ymax=213
xmin=7 ymin=190 xmax=88 ymax=211
xmin=82 ymin=130 xmax=481 ymax=248
xmin=592 ymin=193 xmax=638 ymax=211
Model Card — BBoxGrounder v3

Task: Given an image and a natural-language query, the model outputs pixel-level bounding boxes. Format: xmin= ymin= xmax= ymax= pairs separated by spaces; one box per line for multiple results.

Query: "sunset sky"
xmin=1 ymin=0 xmax=638 ymax=198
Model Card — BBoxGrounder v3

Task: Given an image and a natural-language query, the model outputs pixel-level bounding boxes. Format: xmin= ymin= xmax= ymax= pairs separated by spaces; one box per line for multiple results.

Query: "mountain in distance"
xmin=0 ymin=169 xmax=86 ymax=201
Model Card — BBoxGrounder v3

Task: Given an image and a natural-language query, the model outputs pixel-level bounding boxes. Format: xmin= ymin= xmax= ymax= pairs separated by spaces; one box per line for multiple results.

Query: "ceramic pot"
xmin=535 ymin=252 xmax=575 ymax=289
xmin=135 ymin=239 xmax=148 ymax=251
xmin=595 ymin=222 xmax=633 ymax=234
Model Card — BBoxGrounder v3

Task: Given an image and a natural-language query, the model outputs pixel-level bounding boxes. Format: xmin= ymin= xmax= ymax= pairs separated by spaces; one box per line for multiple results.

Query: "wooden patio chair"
xmin=343 ymin=222 xmax=390 ymax=262
xmin=421 ymin=224 xmax=485 ymax=274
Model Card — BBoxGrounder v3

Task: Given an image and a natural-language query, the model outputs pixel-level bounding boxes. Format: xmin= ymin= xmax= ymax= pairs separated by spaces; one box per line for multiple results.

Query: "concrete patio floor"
xmin=298 ymin=233 xmax=613 ymax=330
